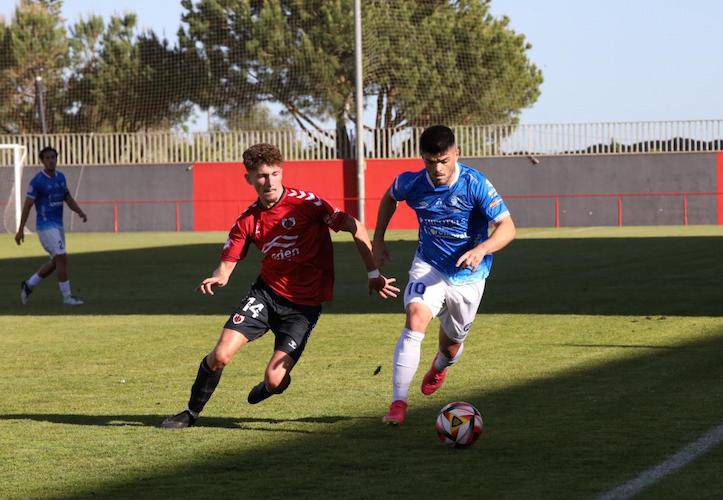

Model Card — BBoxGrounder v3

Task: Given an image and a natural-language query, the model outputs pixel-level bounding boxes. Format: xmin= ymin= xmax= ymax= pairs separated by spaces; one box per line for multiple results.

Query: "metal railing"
xmin=504 ymin=191 xmax=722 ymax=228
xmin=0 ymin=129 xmax=327 ymax=166
xmin=369 ymin=120 xmax=723 ymax=157
xmin=1 ymin=119 xmax=721 ymax=166
xmin=49 ymin=191 xmax=721 ymax=232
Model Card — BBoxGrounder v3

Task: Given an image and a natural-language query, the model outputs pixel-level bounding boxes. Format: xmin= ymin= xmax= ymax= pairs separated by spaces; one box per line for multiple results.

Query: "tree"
xmin=64 ymin=14 xmax=197 ymax=132
xmin=0 ymin=1 xmax=197 ymax=134
xmin=214 ymin=104 xmax=296 ymax=132
xmin=179 ymin=0 xmax=354 ymax=152
xmin=364 ymin=0 xmax=543 ymax=128
xmin=180 ymin=0 xmax=542 ymax=157
xmin=0 ymin=0 xmax=68 ymax=134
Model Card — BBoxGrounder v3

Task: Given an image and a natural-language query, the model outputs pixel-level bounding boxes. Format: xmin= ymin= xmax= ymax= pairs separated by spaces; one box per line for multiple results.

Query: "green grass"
xmin=1 ymin=227 xmax=722 ymax=499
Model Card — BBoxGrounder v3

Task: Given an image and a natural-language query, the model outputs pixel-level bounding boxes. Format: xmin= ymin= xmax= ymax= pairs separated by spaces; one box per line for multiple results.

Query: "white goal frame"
xmin=1 ymin=144 xmax=28 ymax=233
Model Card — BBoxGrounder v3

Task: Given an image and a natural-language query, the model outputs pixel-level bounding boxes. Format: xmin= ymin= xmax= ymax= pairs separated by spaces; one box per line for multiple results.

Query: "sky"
xmin=488 ymin=0 xmax=723 ymax=124
xmin=2 ymin=0 xmax=722 ymax=128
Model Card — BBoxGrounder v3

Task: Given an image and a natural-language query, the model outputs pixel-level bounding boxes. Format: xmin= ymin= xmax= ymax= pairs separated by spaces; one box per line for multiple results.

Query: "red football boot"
xmin=421 ymin=355 xmax=448 ymax=395
xmin=382 ymin=400 xmax=408 ymax=426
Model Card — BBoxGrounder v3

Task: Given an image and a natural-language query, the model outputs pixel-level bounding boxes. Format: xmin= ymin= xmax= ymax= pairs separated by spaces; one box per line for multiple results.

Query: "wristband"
xmin=367 ymin=269 xmax=380 ymax=279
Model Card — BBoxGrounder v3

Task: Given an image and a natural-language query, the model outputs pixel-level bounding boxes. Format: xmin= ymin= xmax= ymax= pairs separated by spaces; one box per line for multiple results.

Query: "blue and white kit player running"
xmin=15 ymin=146 xmax=87 ymax=306
xmin=373 ymin=125 xmax=516 ymax=426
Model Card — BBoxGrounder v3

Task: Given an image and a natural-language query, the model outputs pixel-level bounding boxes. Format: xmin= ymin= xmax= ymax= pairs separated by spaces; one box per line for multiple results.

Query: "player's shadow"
xmin=0 ymin=413 xmax=355 ymax=432
xmin=1 ymin=235 xmax=721 ymax=316
xmin=29 ymin=326 xmax=723 ymax=499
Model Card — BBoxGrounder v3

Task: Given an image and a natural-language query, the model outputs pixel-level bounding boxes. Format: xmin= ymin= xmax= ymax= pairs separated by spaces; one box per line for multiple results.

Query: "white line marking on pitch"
xmin=598 ymin=422 xmax=723 ymax=500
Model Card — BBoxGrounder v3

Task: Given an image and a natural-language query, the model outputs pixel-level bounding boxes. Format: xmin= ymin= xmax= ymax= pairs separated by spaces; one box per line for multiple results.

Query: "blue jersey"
xmin=27 ymin=170 xmax=69 ymax=230
xmin=391 ymin=162 xmax=510 ymax=284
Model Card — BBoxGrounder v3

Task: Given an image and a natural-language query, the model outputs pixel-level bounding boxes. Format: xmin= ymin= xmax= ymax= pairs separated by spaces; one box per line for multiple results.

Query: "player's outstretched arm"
xmin=339 ymin=214 xmax=400 ymax=299
xmin=64 ymin=193 xmax=87 ymax=222
xmin=14 ymin=197 xmax=34 ymax=245
xmin=372 ymin=189 xmax=397 ymax=267
xmin=456 ymin=215 xmax=516 ymax=271
xmin=196 ymin=260 xmax=237 ymax=295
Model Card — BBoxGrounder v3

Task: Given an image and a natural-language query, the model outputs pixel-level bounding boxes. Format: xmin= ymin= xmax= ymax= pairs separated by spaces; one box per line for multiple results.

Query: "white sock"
xmin=434 ymin=343 xmax=464 ymax=372
xmin=27 ymin=273 xmax=42 ymax=288
xmin=59 ymin=280 xmax=71 ymax=298
xmin=391 ymin=328 xmax=425 ymax=402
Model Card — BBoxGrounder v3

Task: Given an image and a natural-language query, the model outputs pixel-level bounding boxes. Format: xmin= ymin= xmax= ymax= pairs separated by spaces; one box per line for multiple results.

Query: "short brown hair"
xmin=242 ymin=143 xmax=283 ymax=170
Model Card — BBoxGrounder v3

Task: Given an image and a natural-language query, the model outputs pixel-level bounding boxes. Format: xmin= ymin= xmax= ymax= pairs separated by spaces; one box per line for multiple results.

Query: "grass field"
xmin=1 ymin=227 xmax=722 ymax=499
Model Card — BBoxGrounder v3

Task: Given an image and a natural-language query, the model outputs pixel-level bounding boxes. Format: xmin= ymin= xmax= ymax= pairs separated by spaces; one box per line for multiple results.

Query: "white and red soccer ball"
xmin=435 ymin=401 xmax=483 ymax=448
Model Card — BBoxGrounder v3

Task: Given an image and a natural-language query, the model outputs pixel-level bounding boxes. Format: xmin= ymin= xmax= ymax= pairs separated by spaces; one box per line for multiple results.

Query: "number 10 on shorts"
xmin=406 ymin=281 xmax=426 ymax=297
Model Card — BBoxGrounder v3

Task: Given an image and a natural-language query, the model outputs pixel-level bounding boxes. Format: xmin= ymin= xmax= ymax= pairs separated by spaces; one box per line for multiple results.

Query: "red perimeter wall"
xmin=195 ymin=154 xmax=723 ymax=230
xmin=193 ymin=159 xmax=423 ymax=231
xmin=718 ymin=152 xmax=723 ymax=224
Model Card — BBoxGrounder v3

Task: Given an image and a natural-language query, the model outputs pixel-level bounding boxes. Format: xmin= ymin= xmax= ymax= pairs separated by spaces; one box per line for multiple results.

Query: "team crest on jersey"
xmin=281 ymin=216 xmax=296 ymax=229
xmin=232 ymin=313 xmax=245 ymax=324
xmin=448 ymin=195 xmax=461 ymax=207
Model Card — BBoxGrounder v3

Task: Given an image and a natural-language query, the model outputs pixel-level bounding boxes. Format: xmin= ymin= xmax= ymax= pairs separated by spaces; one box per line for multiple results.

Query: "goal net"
xmin=1 ymin=144 xmax=28 ymax=234
xmin=0 ymin=1 xmax=541 ymax=159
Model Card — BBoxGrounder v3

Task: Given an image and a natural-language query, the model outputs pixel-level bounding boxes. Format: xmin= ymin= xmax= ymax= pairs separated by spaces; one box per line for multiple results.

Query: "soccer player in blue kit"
xmin=373 ymin=125 xmax=516 ymax=425
xmin=15 ymin=146 xmax=87 ymax=306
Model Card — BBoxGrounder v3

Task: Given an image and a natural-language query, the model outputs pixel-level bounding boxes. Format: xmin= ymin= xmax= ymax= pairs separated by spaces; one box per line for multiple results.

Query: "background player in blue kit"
xmin=15 ymin=146 xmax=87 ymax=306
xmin=373 ymin=125 xmax=516 ymax=425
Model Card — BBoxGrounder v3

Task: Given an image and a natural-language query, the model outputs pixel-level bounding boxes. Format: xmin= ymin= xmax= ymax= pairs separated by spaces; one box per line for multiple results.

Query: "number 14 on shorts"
xmin=242 ymin=297 xmax=265 ymax=318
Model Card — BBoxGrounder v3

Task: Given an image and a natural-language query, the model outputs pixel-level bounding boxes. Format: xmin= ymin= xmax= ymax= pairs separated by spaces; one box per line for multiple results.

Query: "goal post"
xmin=1 ymin=144 xmax=28 ymax=234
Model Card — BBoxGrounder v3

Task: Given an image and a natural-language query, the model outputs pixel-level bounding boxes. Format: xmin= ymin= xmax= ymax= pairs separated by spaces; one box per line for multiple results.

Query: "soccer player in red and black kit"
xmin=162 ymin=143 xmax=399 ymax=428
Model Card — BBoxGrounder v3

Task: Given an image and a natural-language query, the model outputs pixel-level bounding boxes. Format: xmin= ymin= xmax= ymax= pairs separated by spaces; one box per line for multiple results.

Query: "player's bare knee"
xmin=265 ymin=356 xmax=293 ymax=390
xmin=405 ymin=305 xmax=432 ymax=332
xmin=440 ymin=345 xmax=458 ymax=358
xmin=407 ymin=321 xmax=428 ymax=333
xmin=54 ymin=255 xmax=68 ymax=269
xmin=208 ymin=350 xmax=232 ymax=369
xmin=265 ymin=378 xmax=282 ymax=392
xmin=264 ymin=370 xmax=287 ymax=391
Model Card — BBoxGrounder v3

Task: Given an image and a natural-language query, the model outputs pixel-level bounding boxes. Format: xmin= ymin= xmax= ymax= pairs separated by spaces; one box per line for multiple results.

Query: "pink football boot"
xmin=382 ymin=400 xmax=408 ymax=426
xmin=421 ymin=355 xmax=448 ymax=395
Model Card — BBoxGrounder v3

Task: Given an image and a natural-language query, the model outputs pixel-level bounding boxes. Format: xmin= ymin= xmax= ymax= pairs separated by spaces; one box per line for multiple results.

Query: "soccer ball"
xmin=435 ymin=401 xmax=483 ymax=448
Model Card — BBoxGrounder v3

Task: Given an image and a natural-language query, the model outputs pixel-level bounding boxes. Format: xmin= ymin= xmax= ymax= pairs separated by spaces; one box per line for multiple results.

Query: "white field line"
xmin=598 ymin=422 xmax=723 ymax=500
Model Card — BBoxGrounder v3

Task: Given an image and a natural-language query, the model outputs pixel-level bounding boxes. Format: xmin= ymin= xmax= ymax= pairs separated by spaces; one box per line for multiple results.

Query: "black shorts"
xmin=224 ymin=279 xmax=321 ymax=362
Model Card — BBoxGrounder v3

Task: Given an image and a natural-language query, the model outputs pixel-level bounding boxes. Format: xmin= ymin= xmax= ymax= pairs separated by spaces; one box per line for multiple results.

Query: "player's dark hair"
xmin=242 ymin=143 xmax=283 ymax=170
xmin=419 ymin=125 xmax=456 ymax=155
xmin=39 ymin=146 xmax=58 ymax=159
